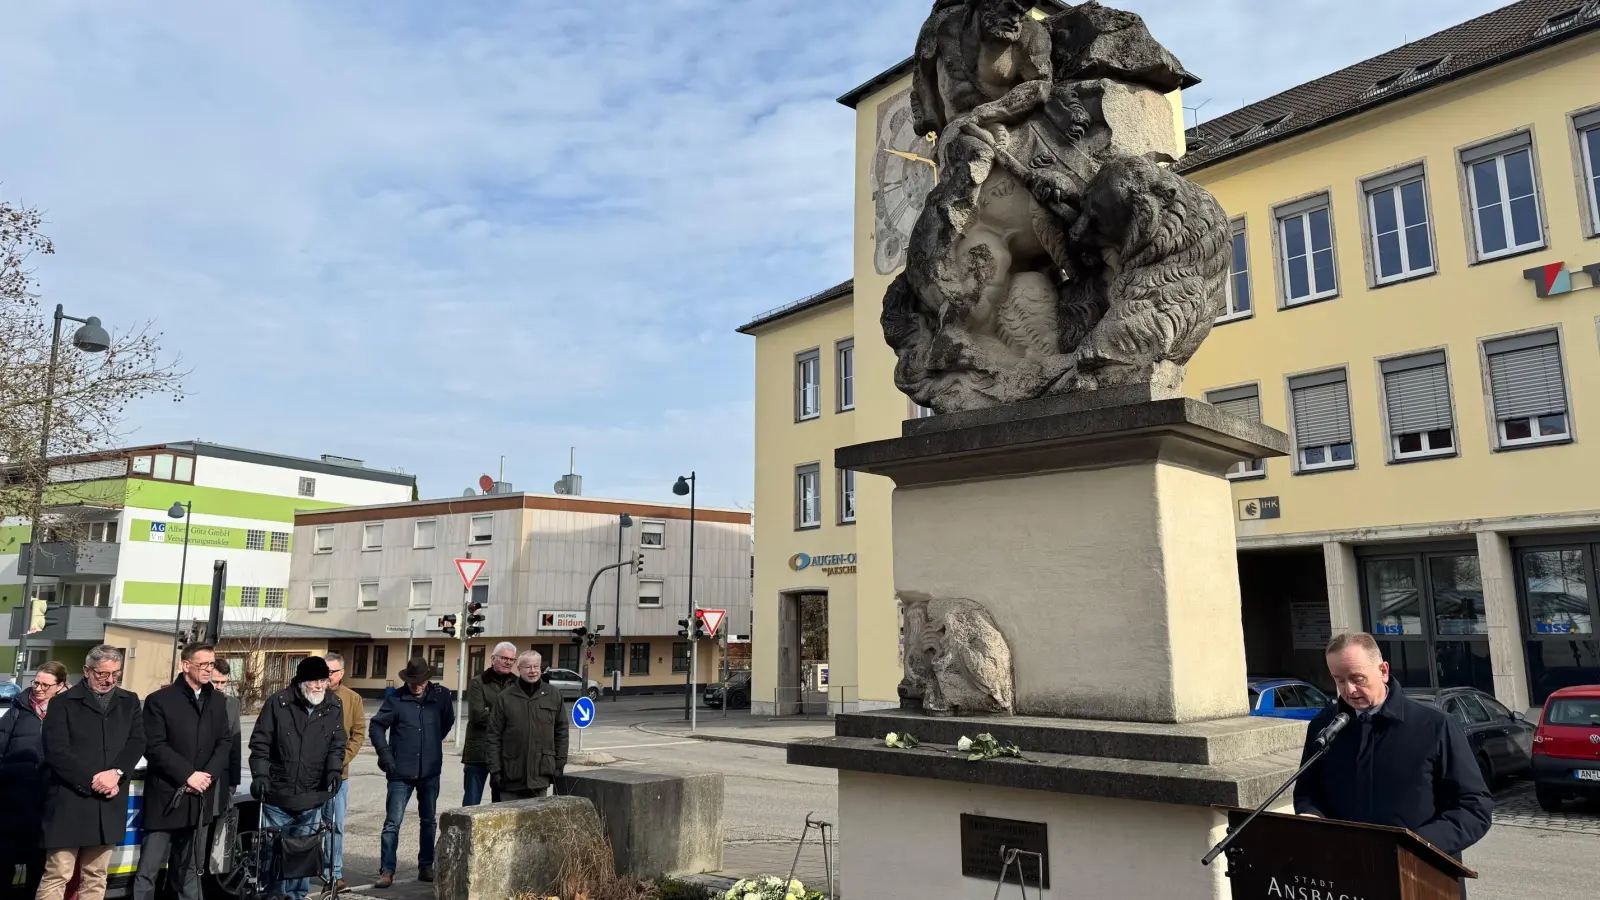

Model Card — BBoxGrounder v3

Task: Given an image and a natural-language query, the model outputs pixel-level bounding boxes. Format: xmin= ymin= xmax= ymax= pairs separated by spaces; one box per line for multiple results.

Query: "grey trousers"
xmin=132 ymin=828 xmax=204 ymax=900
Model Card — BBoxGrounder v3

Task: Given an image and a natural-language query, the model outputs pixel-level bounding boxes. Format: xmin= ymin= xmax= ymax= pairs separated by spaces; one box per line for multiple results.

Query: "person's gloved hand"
xmin=489 ymin=772 xmax=501 ymax=793
xmin=249 ymin=779 xmax=265 ymax=800
xmin=325 ymin=774 xmax=342 ymax=794
xmin=377 ymin=753 xmax=393 ymax=775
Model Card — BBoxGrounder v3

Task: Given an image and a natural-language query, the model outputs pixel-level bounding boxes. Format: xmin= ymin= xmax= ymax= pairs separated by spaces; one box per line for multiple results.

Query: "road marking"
xmin=582 ymin=739 xmax=702 ymax=751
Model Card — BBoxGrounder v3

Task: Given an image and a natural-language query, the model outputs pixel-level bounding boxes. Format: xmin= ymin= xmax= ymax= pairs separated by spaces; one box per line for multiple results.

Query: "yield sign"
xmin=696 ymin=608 xmax=727 ymax=636
xmin=455 ymin=557 xmax=487 ymax=590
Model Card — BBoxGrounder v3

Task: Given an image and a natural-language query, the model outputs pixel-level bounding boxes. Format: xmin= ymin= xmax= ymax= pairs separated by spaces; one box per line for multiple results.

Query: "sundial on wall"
xmin=872 ymin=88 xmax=937 ymax=276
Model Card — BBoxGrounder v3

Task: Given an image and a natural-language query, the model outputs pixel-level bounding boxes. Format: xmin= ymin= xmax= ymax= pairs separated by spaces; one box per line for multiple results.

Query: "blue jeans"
xmin=260 ymin=804 xmax=327 ymax=900
xmin=462 ymin=764 xmax=502 ymax=807
xmin=324 ymin=780 xmax=349 ymax=879
xmin=379 ymin=776 xmax=440 ymax=875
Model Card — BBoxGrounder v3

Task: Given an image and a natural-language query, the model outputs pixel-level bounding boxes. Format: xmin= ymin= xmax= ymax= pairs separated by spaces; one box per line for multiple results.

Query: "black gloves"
xmin=325 ymin=774 xmax=342 ymax=794
xmin=377 ymin=753 xmax=393 ymax=775
xmin=249 ymin=780 xmax=265 ymax=800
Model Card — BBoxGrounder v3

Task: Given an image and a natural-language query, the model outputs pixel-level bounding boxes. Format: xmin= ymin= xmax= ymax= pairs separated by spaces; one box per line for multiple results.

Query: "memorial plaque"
xmin=959 ymin=814 xmax=1049 ymax=888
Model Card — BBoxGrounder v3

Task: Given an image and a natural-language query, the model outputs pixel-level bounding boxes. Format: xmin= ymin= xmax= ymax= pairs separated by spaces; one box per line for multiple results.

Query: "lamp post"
xmin=672 ymin=472 xmax=696 ymax=721
xmin=13 ymin=306 xmax=111 ymax=680
xmin=612 ymin=513 xmax=632 ymax=702
xmin=167 ymin=501 xmax=194 ymax=679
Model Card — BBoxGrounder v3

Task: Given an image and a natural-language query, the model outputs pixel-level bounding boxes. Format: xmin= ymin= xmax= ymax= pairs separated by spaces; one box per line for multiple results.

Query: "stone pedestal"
xmin=435 ymin=796 xmax=610 ymax=900
xmin=560 ymin=768 xmax=725 ymax=879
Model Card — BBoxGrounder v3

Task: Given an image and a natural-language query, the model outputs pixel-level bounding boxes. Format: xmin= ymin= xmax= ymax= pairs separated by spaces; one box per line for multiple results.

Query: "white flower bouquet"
xmin=724 ymin=875 xmax=823 ymax=900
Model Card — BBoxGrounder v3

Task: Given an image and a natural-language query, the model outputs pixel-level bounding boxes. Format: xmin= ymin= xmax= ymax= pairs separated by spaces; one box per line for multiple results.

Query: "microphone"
xmin=1314 ymin=712 xmax=1352 ymax=749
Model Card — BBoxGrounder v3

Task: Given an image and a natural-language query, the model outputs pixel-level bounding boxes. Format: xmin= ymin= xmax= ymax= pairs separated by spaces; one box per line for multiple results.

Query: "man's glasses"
xmin=190 ymin=661 xmax=217 ymax=670
xmin=88 ymin=669 xmax=121 ymax=680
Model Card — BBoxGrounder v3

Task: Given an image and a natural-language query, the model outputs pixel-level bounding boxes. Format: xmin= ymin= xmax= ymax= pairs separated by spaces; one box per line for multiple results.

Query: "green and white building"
xmin=2 ymin=441 xmax=415 ymax=676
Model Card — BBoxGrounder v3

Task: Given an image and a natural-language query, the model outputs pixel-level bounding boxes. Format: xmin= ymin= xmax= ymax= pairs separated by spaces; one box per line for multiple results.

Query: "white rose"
xmin=745 ymin=893 xmax=761 ymax=900
xmin=956 ymin=736 xmax=974 ymax=752
xmin=885 ymin=732 xmax=900 ymax=747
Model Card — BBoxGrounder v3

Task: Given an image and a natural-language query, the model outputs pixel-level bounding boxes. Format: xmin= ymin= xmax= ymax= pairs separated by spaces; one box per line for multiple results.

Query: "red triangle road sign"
xmin=455 ymin=558 xmax=487 ymax=590
xmin=696 ymin=608 xmax=726 ymax=636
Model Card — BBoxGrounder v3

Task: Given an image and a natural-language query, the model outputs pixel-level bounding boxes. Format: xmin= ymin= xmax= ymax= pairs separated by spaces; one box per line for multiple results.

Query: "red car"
xmin=1531 ymin=685 xmax=1600 ymax=812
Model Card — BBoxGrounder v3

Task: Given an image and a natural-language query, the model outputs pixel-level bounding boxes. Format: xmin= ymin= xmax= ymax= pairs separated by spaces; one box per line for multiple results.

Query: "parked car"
xmin=544 ymin=668 xmax=602 ymax=701
xmin=1411 ymin=687 xmax=1535 ymax=785
xmin=1248 ymin=678 xmax=1332 ymax=720
xmin=704 ymin=671 xmax=752 ymax=710
xmin=1530 ymin=684 xmax=1600 ymax=812
xmin=109 ymin=766 xmax=261 ymax=900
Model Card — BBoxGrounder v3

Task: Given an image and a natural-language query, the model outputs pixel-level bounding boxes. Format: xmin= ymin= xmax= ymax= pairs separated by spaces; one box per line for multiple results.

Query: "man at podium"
xmin=1294 ymin=633 xmax=1493 ymax=894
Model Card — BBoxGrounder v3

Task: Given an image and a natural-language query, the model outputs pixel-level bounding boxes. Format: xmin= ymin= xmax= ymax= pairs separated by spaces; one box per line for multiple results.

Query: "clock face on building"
xmin=872 ymin=89 xmax=937 ymax=276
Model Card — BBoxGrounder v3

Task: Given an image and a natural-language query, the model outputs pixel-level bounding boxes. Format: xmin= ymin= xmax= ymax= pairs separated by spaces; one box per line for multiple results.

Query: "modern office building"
xmin=742 ymin=0 xmax=1600 ymax=715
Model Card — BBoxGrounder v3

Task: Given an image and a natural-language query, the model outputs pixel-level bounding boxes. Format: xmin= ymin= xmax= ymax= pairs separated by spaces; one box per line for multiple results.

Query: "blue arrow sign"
xmin=571 ymin=695 xmax=596 ymax=729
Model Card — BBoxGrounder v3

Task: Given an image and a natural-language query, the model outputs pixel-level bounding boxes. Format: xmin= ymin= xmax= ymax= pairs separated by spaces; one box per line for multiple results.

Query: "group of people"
xmin=0 ymin=640 xmax=569 ymax=900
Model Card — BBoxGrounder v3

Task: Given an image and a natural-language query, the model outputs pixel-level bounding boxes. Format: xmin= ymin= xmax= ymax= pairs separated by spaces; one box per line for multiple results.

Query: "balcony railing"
xmin=16 ymin=541 xmax=120 ymax=577
xmin=8 ymin=603 xmax=113 ymax=642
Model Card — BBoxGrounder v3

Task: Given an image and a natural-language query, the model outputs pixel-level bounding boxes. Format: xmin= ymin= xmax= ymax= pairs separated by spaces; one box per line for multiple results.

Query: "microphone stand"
xmin=1201 ymin=712 xmax=1350 ymax=868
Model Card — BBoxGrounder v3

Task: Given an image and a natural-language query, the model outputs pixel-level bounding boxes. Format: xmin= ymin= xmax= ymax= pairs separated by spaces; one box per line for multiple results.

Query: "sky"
xmin=0 ymin=0 xmax=1515 ymax=509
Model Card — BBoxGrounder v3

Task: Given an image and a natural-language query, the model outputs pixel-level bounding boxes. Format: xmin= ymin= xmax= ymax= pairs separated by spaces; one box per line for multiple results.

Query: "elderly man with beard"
xmin=248 ymin=657 xmax=346 ymax=900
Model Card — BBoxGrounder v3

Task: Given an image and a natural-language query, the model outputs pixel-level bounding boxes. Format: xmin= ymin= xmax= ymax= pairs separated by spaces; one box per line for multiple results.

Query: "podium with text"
xmin=1218 ymin=808 xmax=1475 ymax=900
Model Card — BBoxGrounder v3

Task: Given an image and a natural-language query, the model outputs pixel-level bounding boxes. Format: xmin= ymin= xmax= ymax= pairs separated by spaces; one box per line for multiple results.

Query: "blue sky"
xmin=0 ymin=0 xmax=1510 ymax=508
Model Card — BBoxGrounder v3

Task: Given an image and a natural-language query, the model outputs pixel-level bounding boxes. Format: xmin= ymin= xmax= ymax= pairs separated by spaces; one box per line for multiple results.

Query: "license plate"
xmin=1576 ymin=770 xmax=1600 ymax=782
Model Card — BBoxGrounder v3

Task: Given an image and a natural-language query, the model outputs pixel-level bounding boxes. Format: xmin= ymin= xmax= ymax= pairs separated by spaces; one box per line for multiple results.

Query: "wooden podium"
xmin=1217 ymin=808 xmax=1476 ymax=900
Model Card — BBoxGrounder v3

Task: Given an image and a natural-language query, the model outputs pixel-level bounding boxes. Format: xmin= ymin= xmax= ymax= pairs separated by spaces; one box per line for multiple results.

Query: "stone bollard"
xmin=435 ymin=796 xmax=612 ymax=900
xmin=559 ymin=769 xmax=724 ymax=879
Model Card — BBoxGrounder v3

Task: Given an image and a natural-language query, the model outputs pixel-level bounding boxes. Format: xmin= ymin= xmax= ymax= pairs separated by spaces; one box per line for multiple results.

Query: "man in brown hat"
xmin=368 ymin=658 xmax=454 ymax=888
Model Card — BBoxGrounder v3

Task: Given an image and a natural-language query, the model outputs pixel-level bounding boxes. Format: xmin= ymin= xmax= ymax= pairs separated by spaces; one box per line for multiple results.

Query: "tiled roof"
xmin=110 ymin=619 xmax=371 ymax=641
xmin=736 ymin=280 xmax=853 ymax=334
xmin=1178 ymin=0 xmax=1600 ymax=173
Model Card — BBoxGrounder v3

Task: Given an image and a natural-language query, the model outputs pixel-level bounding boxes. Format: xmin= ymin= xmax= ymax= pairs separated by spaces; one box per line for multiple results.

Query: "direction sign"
xmin=455 ymin=558 xmax=487 ymax=590
xmin=384 ymin=624 xmax=412 ymax=634
xmin=696 ymin=608 xmax=727 ymax=637
xmin=571 ymin=695 xmax=596 ymax=729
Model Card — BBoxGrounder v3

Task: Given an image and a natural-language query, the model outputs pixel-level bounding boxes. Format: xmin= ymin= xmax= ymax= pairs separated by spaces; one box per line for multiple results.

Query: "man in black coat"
xmin=368 ymin=658 xmax=455 ymax=888
xmin=0 ymin=662 xmax=68 ymax=900
xmin=1295 ymin=632 xmax=1493 ymax=895
xmin=249 ymin=657 xmax=346 ymax=900
xmin=38 ymin=645 xmax=146 ymax=900
xmin=133 ymin=644 xmax=233 ymax=900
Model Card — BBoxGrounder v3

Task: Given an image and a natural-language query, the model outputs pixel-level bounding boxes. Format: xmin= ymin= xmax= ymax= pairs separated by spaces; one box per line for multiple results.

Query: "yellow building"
xmin=742 ymin=0 xmax=1600 ymax=715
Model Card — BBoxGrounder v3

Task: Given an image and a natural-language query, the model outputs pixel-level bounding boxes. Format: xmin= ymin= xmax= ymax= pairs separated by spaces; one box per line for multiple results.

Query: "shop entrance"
xmin=1359 ymin=543 xmax=1491 ymax=694
xmin=1238 ymin=548 xmax=1333 ymax=691
xmin=1511 ymin=536 xmax=1600 ymax=704
xmin=776 ymin=590 xmax=829 ymax=716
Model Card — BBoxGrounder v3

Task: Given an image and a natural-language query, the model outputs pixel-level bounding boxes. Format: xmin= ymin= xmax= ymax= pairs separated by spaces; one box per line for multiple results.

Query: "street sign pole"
xmin=452 ymin=553 xmax=485 ymax=750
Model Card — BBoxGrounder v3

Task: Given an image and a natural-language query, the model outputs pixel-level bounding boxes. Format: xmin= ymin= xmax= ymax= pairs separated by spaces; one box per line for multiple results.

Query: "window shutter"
xmin=1488 ymin=342 xmax=1567 ymax=420
xmin=1381 ymin=354 xmax=1453 ymax=435
xmin=1290 ymin=374 xmax=1352 ymax=446
xmin=1207 ymin=386 xmax=1261 ymax=423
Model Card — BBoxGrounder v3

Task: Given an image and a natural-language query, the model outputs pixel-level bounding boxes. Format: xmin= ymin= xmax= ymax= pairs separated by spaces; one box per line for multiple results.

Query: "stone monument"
xmin=789 ymin=3 xmax=1308 ymax=898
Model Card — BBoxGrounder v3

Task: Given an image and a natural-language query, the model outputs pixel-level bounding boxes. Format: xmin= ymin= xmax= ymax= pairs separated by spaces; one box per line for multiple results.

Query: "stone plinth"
xmin=838 ymin=397 xmax=1288 ymax=724
xmin=435 ymin=796 xmax=610 ymax=900
xmin=559 ymin=769 xmax=725 ymax=879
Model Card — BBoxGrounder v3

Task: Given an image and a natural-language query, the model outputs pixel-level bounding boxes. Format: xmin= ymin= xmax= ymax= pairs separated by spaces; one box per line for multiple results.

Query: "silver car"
xmin=544 ymin=668 xmax=602 ymax=701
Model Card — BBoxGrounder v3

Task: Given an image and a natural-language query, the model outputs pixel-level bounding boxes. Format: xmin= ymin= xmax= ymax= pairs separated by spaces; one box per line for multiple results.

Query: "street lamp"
xmin=167 ymin=500 xmax=194 ymax=679
xmin=13 ymin=307 xmax=111 ymax=680
xmin=612 ymin=513 xmax=632 ymax=702
xmin=673 ymin=473 xmax=696 ymax=720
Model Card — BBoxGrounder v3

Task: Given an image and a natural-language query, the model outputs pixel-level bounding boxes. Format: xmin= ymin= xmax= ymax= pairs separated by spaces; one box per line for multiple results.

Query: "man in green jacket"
xmin=462 ymin=642 xmax=518 ymax=806
xmin=484 ymin=650 xmax=568 ymax=800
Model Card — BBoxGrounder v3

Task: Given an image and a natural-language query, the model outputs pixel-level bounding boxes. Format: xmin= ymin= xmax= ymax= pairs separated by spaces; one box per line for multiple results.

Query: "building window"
xmin=314 ymin=526 xmax=334 ymax=553
xmin=263 ymin=588 xmax=285 ymax=609
xmin=359 ymin=581 xmax=379 ymax=610
xmin=672 ymin=642 xmax=691 ymax=674
xmin=796 ymin=349 xmax=821 ymax=421
xmin=270 ymin=531 xmax=290 ymax=553
xmin=603 ymin=643 xmax=624 ymax=676
xmin=1206 ymin=385 xmax=1266 ymax=479
xmin=639 ymin=579 xmax=664 ymax=608
xmin=353 ymin=645 xmax=370 ymax=679
xmin=174 ymin=457 xmax=194 ymax=483
xmin=1288 ymin=370 xmax=1355 ymax=472
xmin=363 ymin=523 xmax=383 ymax=550
xmin=630 ymin=642 xmax=650 ymax=675
xmin=558 ymin=644 xmax=580 ymax=672
xmin=1381 ymin=352 xmax=1456 ymax=461
xmin=640 ymin=521 xmax=665 ymax=548
xmin=414 ymin=519 xmax=436 ymax=549
xmin=371 ymin=644 xmax=389 ymax=680
xmin=298 ymin=477 xmax=317 ymax=498
xmin=469 ymin=645 xmax=485 ymax=674
xmin=836 ymin=339 xmax=855 ymax=411
xmin=310 ymin=584 xmax=330 ymax=611
xmin=24 ymin=648 xmax=49 ymax=672
xmin=410 ymin=579 xmax=433 ymax=609
xmin=470 ymin=514 xmax=493 ymax=544
xmin=240 ymin=586 xmax=261 ymax=609
xmin=1364 ymin=166 xmax=1434 ymax=283
xmin=245 ymin=529 xmax=267 ymax=551
xmin=1221 ymin=219 xmax=1251 ymax=319
xmin=68 ymin=583 xmax=110 ymax=608
xmin=1276 ymin=196 xmax=1337 ymax=304
xmin=427 ymin=645 xmax=445 ymax=678
xmin=88 ymin=521 xmax=119 ymax=543
xmin=152 ymin=453 xmax=175 ymax=481
xmin=1462 ymin=133 xmax=1544 ymax=260
xmin=1578 ymin=109 xmax=1600 ymax=234
xmin=1484 ymin=331 xmax=1570 ymax=447
xmin=839 ymin=469 xmax=857 ymax=523
xmin=796 ymin=464 xmax=821 ymax=530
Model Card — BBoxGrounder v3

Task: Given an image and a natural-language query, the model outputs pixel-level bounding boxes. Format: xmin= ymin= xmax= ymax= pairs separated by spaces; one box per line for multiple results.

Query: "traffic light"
xmin=465 ymin=601 xmax=486 ymax=639
xmin=677 ymin=618 xmax=691 ymax=638
xmin=570 ymin=626 xmax=588 ymax=646
xmin=632 ymin=551 xmax=645 ymax=573
xmin=439 ymin=614 xmax=458 ymax=639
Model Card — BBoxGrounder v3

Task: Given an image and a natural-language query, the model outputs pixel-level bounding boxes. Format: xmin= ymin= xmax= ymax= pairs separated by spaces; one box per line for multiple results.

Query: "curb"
xmin=689 ymin=733 xmax=793 ymax=750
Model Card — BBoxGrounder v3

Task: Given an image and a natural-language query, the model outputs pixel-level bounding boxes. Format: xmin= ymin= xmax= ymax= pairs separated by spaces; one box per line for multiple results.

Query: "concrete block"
xmin=559 ymin=768 xmax=724 ymax=879
xmin=435 ymin=796 xmax=611 ymax=900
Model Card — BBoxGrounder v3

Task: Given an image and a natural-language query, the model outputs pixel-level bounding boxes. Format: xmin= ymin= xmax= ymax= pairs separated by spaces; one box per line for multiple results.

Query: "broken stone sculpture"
xmin=883 ymin=0 xmax=1231 ymax=412
xmin=899 ymin=592 xmax=1015 ymax=717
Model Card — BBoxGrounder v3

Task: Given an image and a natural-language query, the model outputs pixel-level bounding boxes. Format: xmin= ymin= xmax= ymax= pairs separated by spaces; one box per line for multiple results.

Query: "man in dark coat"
xmin=37 ymin=645 xmax=146 ymax=900
xmin=1295 ymin=632 xmax=1493 ymax=896
xmin=0 ymin=662 xmax=68 ymax=900
xmin=368 ymin=658 xmax=454 ymax=888
xmin=133 ymin=643 xmax=233 ymax=900
xmin=249 ymin=657 xmax=345 ymax=900
xmin=485 ymin=650 xmax=568 ymax=801
xmin=462 ymin=641 xmax=518 ymax=806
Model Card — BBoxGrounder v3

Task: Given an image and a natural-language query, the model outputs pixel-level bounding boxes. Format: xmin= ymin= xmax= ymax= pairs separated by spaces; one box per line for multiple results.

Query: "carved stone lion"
xmin=899 ymin=592 xmax=1015 ymax=717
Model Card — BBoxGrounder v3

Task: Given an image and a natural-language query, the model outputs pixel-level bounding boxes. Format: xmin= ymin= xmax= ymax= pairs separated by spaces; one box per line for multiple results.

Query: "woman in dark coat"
xmin=0 ymin=662 xmax=68 ymax=900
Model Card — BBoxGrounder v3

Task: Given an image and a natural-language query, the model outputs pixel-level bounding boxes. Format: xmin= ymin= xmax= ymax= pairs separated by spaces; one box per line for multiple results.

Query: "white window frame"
xmin=638 ymin=579 xmax=664 ymax=609
xmin=413 ymin=519 xmax=437 ymax=549
xmin=469 ymin=514 xmax=494 ymax=544
xmin=1483 ymin=330 xmax=1571 ymax=450
xmin=1299 ymin=441 xmax=1356 ymax=472
xmin=796 ymin=350 xmax=822 ymax=421
xmin=1276 ymin=197 xmax=1339 ymax=305
xmin=1219 ymin=218 xmax=1253 ymax=321
xmin=358 ymin=581 xmax=380 ymax=611
xmin=640 ymin=520 xmax=666 ymax=548
xmin=362 ymin=522 xmax=383 ymax=551
xmin=310 ymin=583 xmax=330 ymax=612
xmin=1392 ymin=429 xmax=1456 ymax=460
xmin=410 ymin=579 xmax=433 ymax=610
xmin=314 ymin=526 xmax=335 ymax=553
xmin=1576 ymin=110 xmax=1600 ymax=235
xmin=298 ymin=476 xmax=317 ymax=498
xmin=1462 ymin=135 xmax=1545 ymax=261
xmin=839 ymin=469 xmax=857 ymax=524
xmin=1364 ymin=168 xmax=1435 ymax=284
xmin=1206 ymin=384 xmax=1266 ymax=480
xmin=796 ymin=464 xmax=821 ymax=530
xmin=1288 ymin=370 xmax=1356 ymax=473
xmin=836 ymin=339 xmax=856 ymax=411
